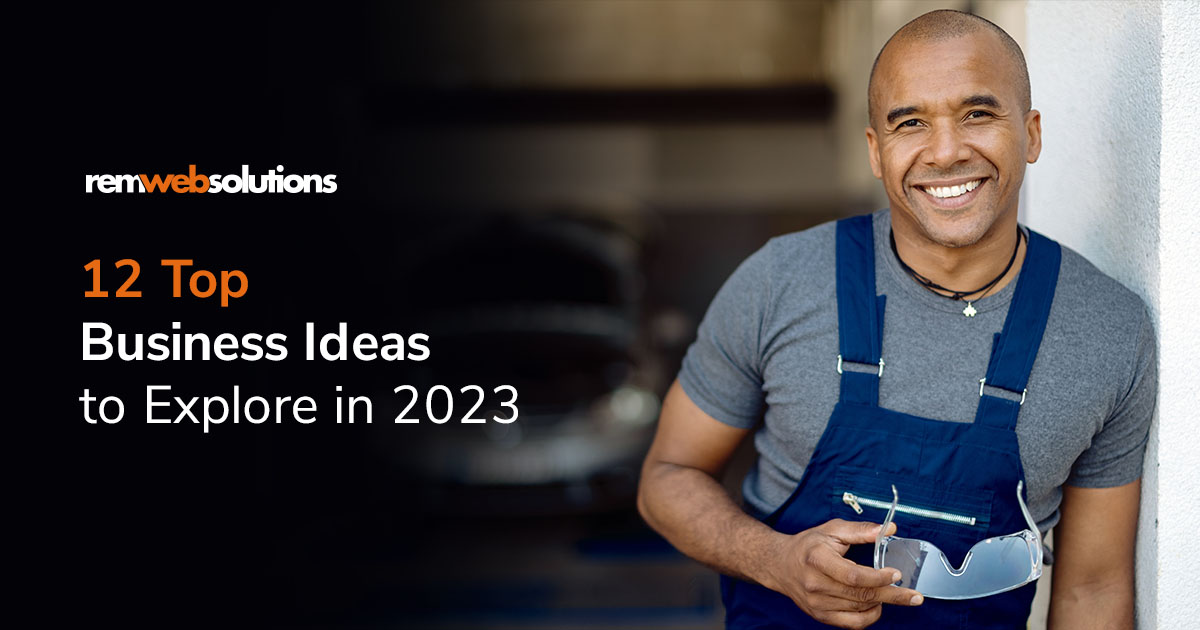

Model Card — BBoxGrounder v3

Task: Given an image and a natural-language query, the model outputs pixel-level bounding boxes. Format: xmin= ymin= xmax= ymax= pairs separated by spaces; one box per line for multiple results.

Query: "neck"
xmin=890 ymin=213 xmax=1026 ymax=300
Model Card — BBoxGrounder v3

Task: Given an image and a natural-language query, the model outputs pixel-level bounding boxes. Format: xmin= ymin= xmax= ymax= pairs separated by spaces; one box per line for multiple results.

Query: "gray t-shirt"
xmin=678 ymin=209 xmax=1156 ymax=534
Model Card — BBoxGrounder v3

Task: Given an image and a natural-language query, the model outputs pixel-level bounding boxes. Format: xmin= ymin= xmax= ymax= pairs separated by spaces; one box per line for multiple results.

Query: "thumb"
xmin=821 ymin=519 xmax=897 ymax=548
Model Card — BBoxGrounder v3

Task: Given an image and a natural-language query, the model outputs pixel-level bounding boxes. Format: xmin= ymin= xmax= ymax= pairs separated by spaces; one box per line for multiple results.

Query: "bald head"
xmin=868 ymin=10 xmax=1030 ymax=126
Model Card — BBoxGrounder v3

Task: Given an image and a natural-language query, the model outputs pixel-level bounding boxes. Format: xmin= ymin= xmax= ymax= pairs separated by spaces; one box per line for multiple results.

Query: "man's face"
xmin=866 ymin=31 xmax=1041 ymax=249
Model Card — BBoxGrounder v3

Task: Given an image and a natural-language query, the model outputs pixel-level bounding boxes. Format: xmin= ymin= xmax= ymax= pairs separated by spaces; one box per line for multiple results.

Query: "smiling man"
xmin=638 ymin=10 xmax=1154 ymax=630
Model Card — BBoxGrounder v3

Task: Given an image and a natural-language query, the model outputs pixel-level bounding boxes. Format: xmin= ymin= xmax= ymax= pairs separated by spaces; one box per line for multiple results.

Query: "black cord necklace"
xmin=889 ymin=226 xmax=1023 ymax=317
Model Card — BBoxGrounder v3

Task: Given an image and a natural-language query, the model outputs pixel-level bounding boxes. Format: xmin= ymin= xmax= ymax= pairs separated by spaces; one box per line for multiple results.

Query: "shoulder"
xmin=756 ymin=216 xmax=840 ymax=284
xmin=1050 ymin=240 xmax=1152 ymax=334
xmin=1037 ymin=235 xmax=1155 ymax=400
xmin=764 ymin=217 xmax=838 ymax=253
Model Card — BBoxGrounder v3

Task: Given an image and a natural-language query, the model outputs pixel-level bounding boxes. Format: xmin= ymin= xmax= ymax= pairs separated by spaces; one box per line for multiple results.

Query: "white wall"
xmin=1024 ymin=2 xmax=1200 ymax=628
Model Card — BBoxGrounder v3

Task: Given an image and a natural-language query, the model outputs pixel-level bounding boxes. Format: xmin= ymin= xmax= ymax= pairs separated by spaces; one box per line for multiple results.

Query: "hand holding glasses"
xmin=874 ymin=482 xmax=1044 ymax=600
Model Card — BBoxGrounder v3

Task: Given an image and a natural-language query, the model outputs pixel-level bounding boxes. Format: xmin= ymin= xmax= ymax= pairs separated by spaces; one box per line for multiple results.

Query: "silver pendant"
xmin=963 ymin=302 xmax=978 ymax=317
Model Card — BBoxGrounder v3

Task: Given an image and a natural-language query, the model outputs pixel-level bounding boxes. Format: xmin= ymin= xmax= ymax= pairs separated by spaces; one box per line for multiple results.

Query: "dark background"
xmin=42 ymin=2 xmax=870 ymax=627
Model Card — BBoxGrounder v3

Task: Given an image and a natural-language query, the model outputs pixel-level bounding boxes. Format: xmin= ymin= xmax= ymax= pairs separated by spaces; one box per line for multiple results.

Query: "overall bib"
xmin=721 ymin=214 xmax=1060 ymax=629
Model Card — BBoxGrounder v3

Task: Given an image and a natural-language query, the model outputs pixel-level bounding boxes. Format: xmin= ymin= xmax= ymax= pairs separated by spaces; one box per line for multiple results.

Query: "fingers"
xmin=806 ymin=542 xmax=924 ymax=606
xmin=832 ymin=581 xmax=924 ymax=607
xmin=808 ymin=541 xmax=898 ymax=589
xmin=817 ymin=518 xmax=898 ymax=556
xmin=777 ymin=519 xmax=923 ymax=628
xmin=812 ymin=605 xmax=883 ymax=630
xmin=803 ymin=563 xmax=923 ymax=607
xmin=819 ymin=518 xmax=889 ymax=546
xmin=806 ymin=593 xmax=880 ymax=613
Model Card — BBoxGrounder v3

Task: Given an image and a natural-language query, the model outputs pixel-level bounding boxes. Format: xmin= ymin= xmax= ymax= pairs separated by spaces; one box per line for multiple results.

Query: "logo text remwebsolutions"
xmin=85 ymin=165 xmax=337 ymax=194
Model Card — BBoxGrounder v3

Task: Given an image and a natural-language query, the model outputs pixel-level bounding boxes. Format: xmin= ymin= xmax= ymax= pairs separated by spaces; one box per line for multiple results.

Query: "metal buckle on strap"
xmin=837 ymin=355 xmax=885 ymax=377
xmin=978 ymin=378 xmax=1027 ymax=405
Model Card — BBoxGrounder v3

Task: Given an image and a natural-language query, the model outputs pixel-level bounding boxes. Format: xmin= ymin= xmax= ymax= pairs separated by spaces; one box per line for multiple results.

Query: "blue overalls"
xmin=721 ymin=214 xmax=1060 ymax=629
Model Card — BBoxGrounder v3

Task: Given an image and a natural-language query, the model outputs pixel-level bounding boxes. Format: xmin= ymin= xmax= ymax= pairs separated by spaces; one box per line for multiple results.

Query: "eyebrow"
xmin=963 ymin=94 xmax=1001 ymax=108
xmin=886 ymin=106 xmax=919 ymax=125
xmin=885 ymin=94 xmax=1003 ymax=125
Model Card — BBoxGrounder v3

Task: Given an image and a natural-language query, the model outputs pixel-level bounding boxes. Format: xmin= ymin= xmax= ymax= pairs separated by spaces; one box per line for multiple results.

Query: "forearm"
xmin=1047 ymin=576 xmax=1133 ymax=630
xmin=1047 ymin=481 xmax=1140 ymax=630
xmin=637 ymin=460 xmax=787 ymax=590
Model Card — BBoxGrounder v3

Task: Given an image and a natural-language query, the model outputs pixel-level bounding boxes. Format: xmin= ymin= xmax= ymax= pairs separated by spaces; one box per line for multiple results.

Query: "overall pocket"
xmin=830 ymin=465 xmax=995 ymax=571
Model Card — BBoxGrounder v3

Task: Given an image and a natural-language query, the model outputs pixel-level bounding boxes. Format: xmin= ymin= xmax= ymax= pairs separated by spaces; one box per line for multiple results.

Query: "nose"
xmin=923 ymin=122 xmax=972 ymax=168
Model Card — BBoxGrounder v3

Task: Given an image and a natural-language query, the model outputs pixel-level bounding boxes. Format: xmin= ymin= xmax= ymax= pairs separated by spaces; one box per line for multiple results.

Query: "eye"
xmin=897 ymin=119 xmax=920 ymax=128
xmin=966 ymin=110 xmax=993 ymax=120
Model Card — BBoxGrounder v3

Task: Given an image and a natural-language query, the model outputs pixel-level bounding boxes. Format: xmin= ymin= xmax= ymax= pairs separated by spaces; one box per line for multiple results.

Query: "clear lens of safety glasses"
xmin=874 ymin=482 xmax=1043 ymax=600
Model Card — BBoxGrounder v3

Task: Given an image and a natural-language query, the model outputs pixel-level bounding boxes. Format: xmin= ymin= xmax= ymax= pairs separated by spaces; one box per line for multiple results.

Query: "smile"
xmin=918 ymin=179 xmax=983 ymax=199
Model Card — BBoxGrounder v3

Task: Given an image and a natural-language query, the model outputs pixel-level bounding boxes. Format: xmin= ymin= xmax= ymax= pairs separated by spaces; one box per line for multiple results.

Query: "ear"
xmin=865 ymin=126 xmax=883 ymax=179
xmin=1024 ymin=109 xmax=1042 ymax=163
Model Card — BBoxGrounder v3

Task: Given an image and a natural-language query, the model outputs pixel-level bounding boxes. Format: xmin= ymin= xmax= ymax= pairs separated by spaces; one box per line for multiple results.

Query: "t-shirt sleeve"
xmin=676 ymin=242 xmax=771 ymax=429
xmin=1067 ymin=306 xmax=1157 ymax=488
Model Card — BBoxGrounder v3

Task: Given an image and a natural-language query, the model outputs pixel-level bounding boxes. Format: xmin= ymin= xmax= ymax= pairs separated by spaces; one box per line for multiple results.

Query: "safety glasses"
xmin=874 ymin=482 xmax=1043 ymax=600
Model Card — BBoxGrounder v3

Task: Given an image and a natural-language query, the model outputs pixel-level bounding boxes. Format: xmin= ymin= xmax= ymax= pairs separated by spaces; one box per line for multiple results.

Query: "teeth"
xmin=924 ymin=179 xmax=981 ymax=199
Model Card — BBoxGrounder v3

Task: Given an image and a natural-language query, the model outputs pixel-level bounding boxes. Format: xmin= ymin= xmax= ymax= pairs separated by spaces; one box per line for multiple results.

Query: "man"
xmin=637 ymin=10 xmax=1153 ymax=630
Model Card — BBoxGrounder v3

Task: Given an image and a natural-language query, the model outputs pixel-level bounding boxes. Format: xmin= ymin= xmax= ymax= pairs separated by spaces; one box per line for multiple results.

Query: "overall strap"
xmin=975 ymin=229 xmax=1062 ymax=430
xmin=836 ymin=215 xmax=886 ymax=406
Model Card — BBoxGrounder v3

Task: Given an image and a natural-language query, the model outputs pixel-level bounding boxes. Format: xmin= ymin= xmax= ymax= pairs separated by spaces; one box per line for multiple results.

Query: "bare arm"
xmin=637 ymin=380 xmax=921 ymax=629
xmin=636 ymin=380 xmax=778 ymax=583
xmin=1047 ymin=480 xmax=1140 ymax=630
